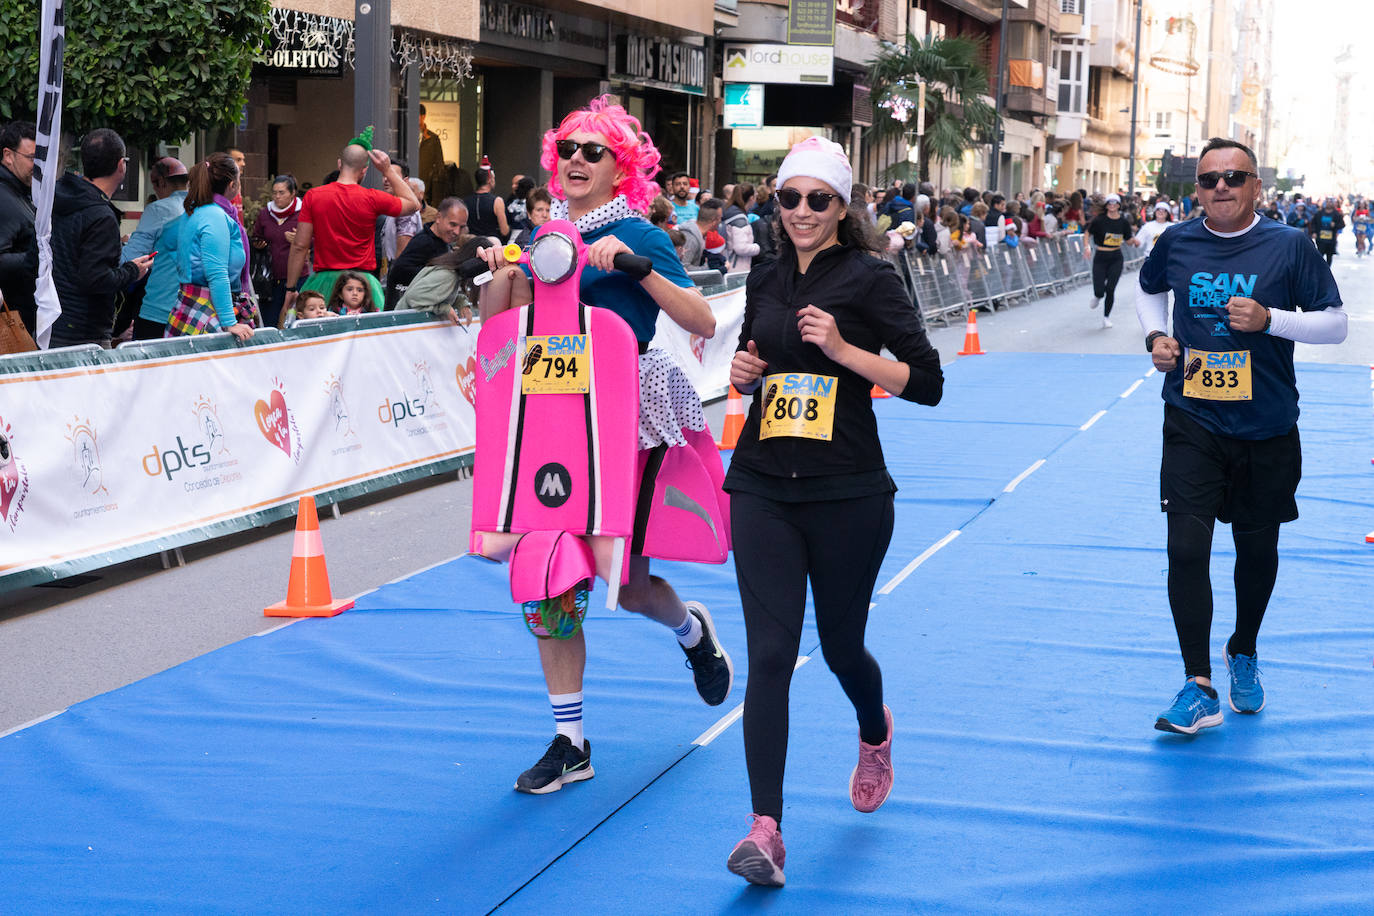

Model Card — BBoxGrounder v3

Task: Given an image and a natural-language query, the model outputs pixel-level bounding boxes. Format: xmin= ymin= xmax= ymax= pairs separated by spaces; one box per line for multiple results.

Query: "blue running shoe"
xmin=1226 ymin=651 xmax=1265 ymax=713
xmin=1154 ymin=681 xmax=1223 ymax=734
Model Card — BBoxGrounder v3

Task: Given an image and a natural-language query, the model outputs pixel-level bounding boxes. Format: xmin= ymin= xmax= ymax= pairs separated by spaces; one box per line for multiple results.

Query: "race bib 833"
xmin=1182 ymin=348 xmax=1252 ymax=401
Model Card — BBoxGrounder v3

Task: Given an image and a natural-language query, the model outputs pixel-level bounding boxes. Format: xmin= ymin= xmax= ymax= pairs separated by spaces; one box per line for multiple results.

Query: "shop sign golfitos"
xmin=263 ymin=9 xmax=351 ymax=78
xmin=722 ymin=43 xmax=833 ymax=86
xmin=612 ymin=34 xmax=706 ymax=96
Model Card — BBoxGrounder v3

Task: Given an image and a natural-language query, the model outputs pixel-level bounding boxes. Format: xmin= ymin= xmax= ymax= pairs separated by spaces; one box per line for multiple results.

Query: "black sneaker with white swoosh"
xmin=514 ymin=735 xmax=594 ymax=794
xmin=682 ymin=602 xmax=734 ymax=706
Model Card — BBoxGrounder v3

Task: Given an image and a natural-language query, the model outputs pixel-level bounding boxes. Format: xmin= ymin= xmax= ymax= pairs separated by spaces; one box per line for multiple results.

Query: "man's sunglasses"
xmin=776 ymin=187 xmax=842 ymax=211
xmin=1196 ymin=170 xmax=1256 ymax=189
xmin=555 ymin=140 xmax=610 ymax=163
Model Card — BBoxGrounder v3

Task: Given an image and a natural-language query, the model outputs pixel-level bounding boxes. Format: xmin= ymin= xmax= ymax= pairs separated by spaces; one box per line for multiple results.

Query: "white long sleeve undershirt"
xmin=1134 ymin=215 xmax=1347 ymax=345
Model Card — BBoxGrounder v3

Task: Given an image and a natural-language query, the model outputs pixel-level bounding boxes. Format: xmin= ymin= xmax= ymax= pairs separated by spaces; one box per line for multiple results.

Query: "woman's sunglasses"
xmin=776 ymin=187 xmax=841 ymax=211
xmin=1196 ymin=170 xmax=1256 ymax=189
xmin=555 ymin=140 xmax=610 ymax=163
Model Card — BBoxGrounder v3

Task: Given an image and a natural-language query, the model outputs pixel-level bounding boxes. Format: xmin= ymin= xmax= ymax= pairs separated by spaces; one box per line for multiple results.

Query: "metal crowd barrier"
xmin=881 ymin=232 xmax=1148 ymax=327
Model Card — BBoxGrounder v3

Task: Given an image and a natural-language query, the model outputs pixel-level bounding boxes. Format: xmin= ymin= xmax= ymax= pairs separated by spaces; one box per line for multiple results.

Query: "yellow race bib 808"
xmin=759 ymin=372 xmax=838 ymax=441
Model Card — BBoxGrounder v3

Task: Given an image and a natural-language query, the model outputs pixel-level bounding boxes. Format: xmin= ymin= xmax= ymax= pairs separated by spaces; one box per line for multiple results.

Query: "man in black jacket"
xmin=48 ymin=128 xmax=153 ymax=348
xmin=384 ymin=197 xmax=466 ymax=309
xmin=0 ymin=120 xmax=37 ymax=335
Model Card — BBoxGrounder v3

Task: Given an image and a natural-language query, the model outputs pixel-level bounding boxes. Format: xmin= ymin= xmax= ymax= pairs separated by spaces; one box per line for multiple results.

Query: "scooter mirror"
xmin=528 ymin=231 xmax=579 ymax=285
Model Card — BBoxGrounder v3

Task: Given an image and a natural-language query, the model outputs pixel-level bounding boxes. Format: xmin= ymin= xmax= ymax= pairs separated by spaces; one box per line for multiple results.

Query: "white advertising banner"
xmin=0 ymin=322 xmax=477 ymax=582
xmin=651 ymin=283 xmax=745 ymax=402
xmin=722 ymin=43 xmax=834 ymax=86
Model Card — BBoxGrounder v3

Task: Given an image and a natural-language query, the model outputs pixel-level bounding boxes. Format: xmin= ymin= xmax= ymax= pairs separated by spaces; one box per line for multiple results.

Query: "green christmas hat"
xmin=348 ymin=126 xmax=375 ymax=151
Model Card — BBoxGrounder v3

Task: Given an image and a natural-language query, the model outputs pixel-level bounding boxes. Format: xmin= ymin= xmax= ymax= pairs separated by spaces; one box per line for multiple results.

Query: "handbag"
xmin=0 ymin=298 xmax=37 ymax=355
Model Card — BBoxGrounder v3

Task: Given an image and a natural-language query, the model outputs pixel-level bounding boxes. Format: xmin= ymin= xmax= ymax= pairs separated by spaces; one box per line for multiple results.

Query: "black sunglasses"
xmin=1196 ymin=170 xmax=1257 ymax=189
xmin=776 ymin=187 xmax=841 ymax=211
xmin=555 ymin=139 xmax=610 ymax=163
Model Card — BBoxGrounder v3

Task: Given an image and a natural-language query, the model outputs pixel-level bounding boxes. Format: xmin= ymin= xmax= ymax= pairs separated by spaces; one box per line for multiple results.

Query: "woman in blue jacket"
xmin=167 ymin=152 xmax=255 ymax=340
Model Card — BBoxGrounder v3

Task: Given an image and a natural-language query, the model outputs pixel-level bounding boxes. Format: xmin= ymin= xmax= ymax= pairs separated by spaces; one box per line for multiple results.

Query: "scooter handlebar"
xmin=458 ymin=252 xmax=653 ymax=281
xmin=612 ymin=253 xmax=654 ymax=280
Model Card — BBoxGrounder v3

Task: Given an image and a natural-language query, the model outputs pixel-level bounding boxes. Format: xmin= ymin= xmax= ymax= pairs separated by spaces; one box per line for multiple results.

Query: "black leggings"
xmin=1092 ymin=252 xmax=1124 ymax=316
xmin=731 ymin=490 xmax=894 ymax=823
xmin=1166 ymin=513 xmax=1280 ymax=678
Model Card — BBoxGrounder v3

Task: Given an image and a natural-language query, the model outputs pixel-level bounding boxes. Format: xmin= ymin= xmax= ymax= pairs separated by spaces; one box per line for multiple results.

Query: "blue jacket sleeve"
xmin=200 ymin=213 xmax=238 ymax=327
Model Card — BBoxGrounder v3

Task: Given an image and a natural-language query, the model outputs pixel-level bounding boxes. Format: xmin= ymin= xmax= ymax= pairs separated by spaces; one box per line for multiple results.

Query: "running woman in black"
xmin=1084 ymin=193 xmax=1137 ymax=329
xmin=1136 ymin=137 xmax=1346 ymax=734
xmin=722 ymin=138 xmax=943 ymax=887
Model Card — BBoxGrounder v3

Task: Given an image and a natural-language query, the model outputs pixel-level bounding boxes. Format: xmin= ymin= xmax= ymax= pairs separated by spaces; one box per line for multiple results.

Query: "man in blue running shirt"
xmin=1136 ymin=138 xmax=1347 ymax=735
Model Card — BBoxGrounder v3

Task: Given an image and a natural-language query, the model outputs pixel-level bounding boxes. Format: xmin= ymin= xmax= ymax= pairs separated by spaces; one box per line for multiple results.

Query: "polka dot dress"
xmin=638 ymin=348 xmax=707 ymax=450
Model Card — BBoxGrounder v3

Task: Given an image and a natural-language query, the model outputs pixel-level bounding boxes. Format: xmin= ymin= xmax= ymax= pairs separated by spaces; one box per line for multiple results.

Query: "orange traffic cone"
xmin=958 ymin=308 xmax=985 ymax=356
xmin=718 ymin=384 xmax=746 ymax=450
xmin=871 ymin=384 xmax=890 ymax=399
xmin=265 ymin=496 xmax=353 ymax=617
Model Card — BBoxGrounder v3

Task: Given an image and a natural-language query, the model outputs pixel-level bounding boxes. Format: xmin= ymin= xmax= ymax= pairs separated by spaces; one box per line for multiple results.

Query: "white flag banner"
xmin=32 ymin=0 xmax=65 ymax=349
xmin=650 ymin=283 xmax=745 ymax=402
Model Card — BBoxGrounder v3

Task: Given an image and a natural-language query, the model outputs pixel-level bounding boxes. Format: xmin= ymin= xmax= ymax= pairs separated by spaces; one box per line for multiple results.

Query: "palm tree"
xmin=866 ymin=34 xmax=998 ymax=184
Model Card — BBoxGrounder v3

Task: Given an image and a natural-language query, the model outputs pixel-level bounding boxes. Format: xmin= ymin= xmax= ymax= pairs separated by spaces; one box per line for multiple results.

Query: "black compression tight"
xmin=1092 ymin=253 xmax=1124 ymax=316
xmin=1166 ymin=513 xmax=1280 ymax=678
xmin=731 ymin=490 xmax=894 ymax=823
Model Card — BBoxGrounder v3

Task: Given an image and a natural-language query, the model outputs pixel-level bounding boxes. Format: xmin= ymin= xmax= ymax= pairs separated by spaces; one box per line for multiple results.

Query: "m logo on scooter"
xmin=535 ymin=462 xmax=572 ymax=507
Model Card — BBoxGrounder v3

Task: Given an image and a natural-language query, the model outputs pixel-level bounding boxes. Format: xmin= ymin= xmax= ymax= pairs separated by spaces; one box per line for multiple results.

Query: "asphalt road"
xmin=3 ymin=243 xmax=1371 ymax=733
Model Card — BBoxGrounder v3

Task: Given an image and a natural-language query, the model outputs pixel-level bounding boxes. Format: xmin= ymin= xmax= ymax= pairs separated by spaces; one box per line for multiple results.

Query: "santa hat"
xmin=777 ymin=136 xmax=853 ymax=204
xmin=704 ymin=230 xmax=726 ymax=253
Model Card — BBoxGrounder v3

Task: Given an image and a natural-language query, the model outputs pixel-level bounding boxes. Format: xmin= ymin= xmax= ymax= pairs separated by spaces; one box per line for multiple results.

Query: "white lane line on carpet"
xmin=1120 ymin=379 xmax=1144 ymax=398
xmin=1003 ymin=459 xmax=1046 ymax=493
xmin=694 ymin=656 xmax=812 ymax=747
xmin=0 ymin=709 xmax=66 ymax=739
xmin=876 ymin=530 xmax=963 ymax=596
xmin=1080 ymin=409 xmax=1107 ymax=431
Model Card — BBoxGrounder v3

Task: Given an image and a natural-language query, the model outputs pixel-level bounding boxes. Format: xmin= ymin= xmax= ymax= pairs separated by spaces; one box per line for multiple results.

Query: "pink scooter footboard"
xmin=633 ymin=427 xmax=732 ymax=564
xmin=470 ymin=301 xmax=640 ymax=545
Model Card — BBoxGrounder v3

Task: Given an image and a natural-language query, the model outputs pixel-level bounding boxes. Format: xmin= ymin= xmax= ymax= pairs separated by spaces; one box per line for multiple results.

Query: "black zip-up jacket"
xmin=0 ymin=163 xmax=37 ymax=335
xmin=48 ymin=172 xmax=139 ymax=347
xmin=724 ymin=242 xmax=942 ymax=493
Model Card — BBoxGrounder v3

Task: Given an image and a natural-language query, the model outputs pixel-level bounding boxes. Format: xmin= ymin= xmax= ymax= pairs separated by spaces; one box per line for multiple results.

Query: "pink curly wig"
xmin=541 ymin=95 xmax=662 ymax=213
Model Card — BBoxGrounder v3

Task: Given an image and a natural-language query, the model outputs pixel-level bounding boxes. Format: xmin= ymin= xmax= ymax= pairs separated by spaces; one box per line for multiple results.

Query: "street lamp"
xmin=1149 ymin=14 xmax=1201 ymax=160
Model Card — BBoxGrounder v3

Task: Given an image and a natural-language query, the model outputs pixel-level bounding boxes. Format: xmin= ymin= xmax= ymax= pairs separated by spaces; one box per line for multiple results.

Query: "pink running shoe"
xmin=727 ymin=814 xmax=786 ymax=887
xmin=850 ymin=704 xmax=894 ymax=813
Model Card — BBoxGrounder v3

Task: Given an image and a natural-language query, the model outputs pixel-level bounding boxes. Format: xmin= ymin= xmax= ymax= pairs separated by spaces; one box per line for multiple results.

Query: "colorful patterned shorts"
xmin=166 ymin=285 xmax=261 ymax=336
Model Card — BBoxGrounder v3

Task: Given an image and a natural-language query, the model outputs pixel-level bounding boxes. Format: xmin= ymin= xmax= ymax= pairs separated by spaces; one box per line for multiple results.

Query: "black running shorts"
xmin=1159 ymin=403 xmax=1301 ymax=525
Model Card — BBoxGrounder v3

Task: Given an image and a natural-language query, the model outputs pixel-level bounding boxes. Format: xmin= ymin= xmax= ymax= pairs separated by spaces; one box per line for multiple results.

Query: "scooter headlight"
xmin=528 ymin=232 xmax=578 ymax=285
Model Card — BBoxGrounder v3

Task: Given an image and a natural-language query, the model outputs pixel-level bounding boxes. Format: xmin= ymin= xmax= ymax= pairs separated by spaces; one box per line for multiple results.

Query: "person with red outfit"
xmin=281 ymin=131 xmax=419 ymax=321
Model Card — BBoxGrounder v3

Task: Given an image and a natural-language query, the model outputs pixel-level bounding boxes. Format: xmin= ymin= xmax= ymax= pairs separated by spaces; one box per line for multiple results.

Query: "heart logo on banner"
xmin=455 ymin=356 xmax=477 ymax=407
xmin=0 ymin=454 xmax=19 ymax=522
xmin=254 ymin=389 xmax=292 ymax=457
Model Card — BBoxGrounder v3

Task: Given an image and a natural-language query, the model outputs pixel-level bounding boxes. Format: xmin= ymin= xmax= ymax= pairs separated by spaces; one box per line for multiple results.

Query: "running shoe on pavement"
xmin=850 ymin=704 xmax=895 ymax=812
xmin=1090 ymin=295 xmax=1101 ymax=309
xmin=1102 ymin=316 xmax=1114 ymax=328
xmin=514 ymin=735 xmax=594 ymax=794
xmin=727 ymin=814 xmax=786 ymax=887
xmin=1154 ymin=681 xmax=1223 ymax=735
xmin=682 ymin=601 xmax=733 ymax=706
xmin=1226 ymin=650 xmax=1265 ymax=714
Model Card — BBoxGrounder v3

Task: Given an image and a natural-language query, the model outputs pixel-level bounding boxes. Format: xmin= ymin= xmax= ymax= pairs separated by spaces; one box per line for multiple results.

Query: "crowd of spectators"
xmin=0 ymin=117 xmax=1363 ymax=351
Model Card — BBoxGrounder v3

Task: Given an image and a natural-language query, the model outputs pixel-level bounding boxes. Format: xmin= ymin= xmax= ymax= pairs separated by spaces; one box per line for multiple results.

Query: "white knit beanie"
xmin=776 ymin=137 xmax=853 ymax=204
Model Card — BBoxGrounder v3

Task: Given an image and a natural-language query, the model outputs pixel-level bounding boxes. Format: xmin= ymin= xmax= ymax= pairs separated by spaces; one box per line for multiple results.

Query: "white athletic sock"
xmin=673 ymin=604 xmax=704 ymax=648
xmin=550 ymin=691 xmax=584 ymax=747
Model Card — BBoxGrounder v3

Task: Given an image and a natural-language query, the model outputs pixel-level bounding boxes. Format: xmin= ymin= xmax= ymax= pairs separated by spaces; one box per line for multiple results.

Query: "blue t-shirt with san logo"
xmin=1139 ymin=216 xmax=1341 ymax=439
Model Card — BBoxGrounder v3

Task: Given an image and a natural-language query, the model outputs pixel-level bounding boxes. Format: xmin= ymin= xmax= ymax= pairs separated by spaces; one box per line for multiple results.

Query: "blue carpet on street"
xmin=2 ymin=354 xmax=1372 ymax=914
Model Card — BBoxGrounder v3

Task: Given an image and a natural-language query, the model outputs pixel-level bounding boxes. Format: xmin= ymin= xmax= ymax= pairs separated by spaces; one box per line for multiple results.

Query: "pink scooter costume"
xmin=470 ymin=207 xmax=730 ymax=635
